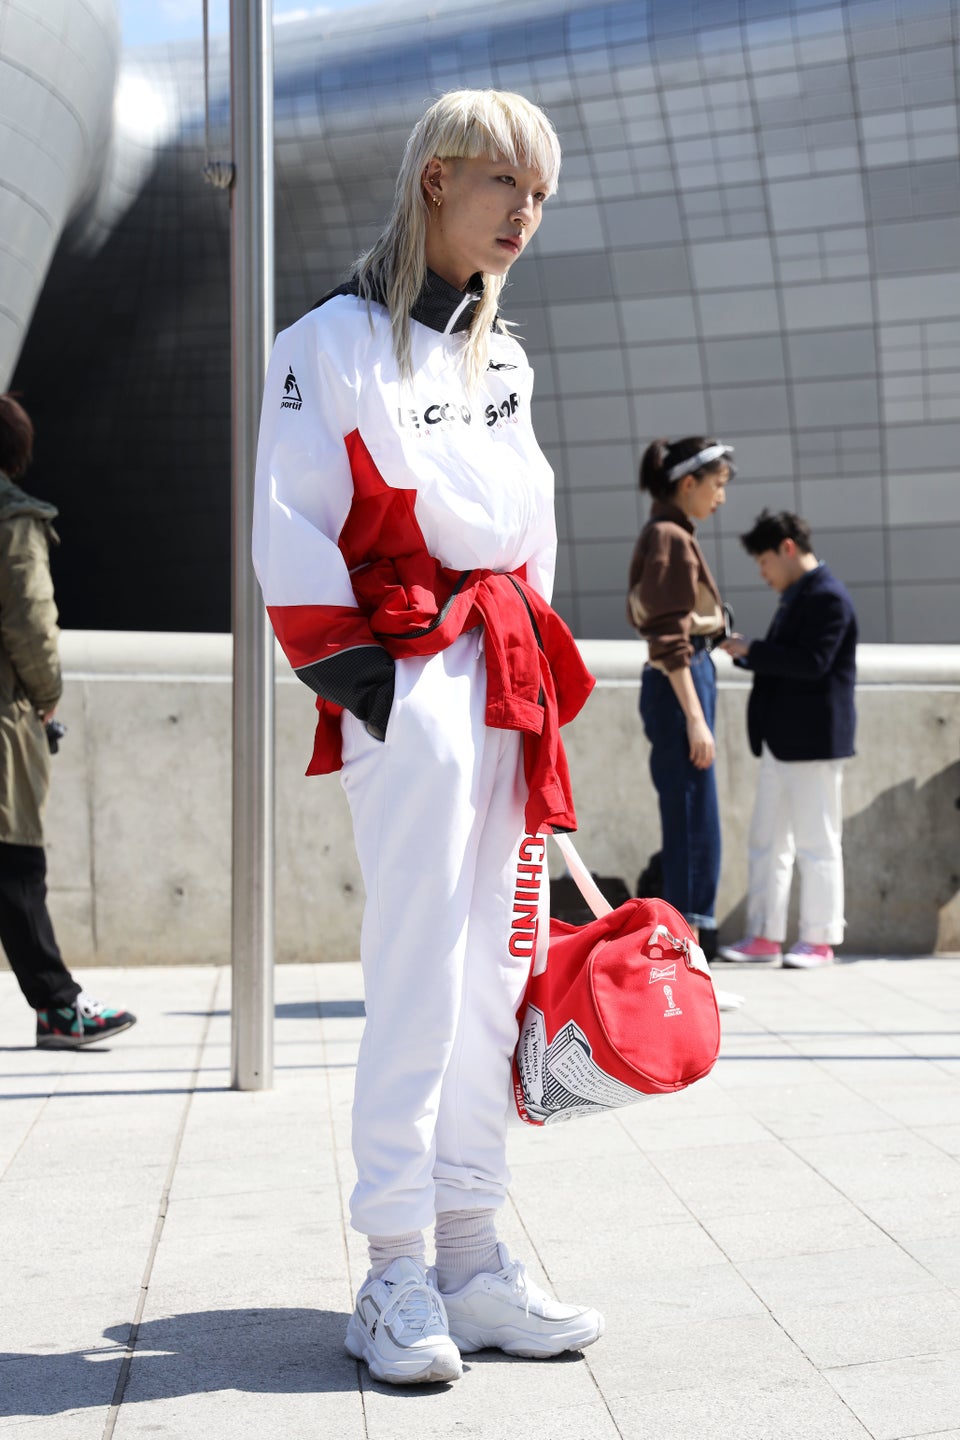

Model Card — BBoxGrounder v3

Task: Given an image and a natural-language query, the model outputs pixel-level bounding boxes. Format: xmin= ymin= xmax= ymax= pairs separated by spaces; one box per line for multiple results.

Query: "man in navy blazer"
xmin=717 ymin=510 xmax=857 ymax=968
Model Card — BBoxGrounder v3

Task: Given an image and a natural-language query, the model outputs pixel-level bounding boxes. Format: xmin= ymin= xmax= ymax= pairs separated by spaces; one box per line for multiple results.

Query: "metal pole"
xmin=230 ymin=0 xmax=275 ymax=1089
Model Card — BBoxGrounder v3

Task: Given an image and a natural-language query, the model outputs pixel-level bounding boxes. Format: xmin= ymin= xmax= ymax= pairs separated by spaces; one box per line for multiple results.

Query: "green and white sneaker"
xmin=36 ymin=992 xmax=137 ymax=1049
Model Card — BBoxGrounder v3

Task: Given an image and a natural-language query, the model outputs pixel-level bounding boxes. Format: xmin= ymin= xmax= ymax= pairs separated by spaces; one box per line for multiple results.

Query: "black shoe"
xmin=36 ymin=992 xmax=137 ymax=1049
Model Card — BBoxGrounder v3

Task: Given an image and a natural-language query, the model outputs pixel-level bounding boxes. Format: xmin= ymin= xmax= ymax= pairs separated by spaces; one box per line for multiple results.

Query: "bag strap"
xmin=551 ymin=832 xmax=613 ymax=920
xmin=551 ymin=832 xmax=712 ymax=977
xmin=549 ymin=833 xmax=739 ymax=1005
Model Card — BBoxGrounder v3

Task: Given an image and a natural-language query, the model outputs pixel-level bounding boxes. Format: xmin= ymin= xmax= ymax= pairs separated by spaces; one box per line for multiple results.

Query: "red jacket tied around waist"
xmin=306 ymin=554 xmax=594 ymax=837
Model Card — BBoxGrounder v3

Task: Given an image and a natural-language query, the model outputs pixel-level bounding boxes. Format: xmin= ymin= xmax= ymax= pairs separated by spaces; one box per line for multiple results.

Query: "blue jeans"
xmin=639 ymin=650 xmax=720 ymax=928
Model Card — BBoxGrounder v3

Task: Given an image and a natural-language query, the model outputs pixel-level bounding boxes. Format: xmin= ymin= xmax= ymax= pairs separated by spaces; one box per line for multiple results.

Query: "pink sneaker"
xmin=717 ymin=936 xmax=782 ymax=963
xmin=783 ymin=942 xmax=834 ymax=968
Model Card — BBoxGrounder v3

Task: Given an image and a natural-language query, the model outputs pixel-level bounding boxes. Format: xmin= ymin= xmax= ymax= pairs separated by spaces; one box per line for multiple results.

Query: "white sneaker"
xmin=345 ymin=1256 xmax=462 ymax=1384
xmin=433 ymin=1243 xmax=604 ymax=1358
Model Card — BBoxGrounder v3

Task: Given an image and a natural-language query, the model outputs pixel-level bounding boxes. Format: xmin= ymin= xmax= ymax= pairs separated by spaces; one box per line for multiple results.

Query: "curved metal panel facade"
xmin=7 ymin=0 xmax=960 ymax=640
xmin=0 ymin=0 xmax=119 ymax=386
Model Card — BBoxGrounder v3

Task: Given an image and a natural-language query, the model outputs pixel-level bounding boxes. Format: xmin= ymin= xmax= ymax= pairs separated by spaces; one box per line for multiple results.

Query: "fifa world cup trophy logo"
xmin=663 ymin=984 xmax=674 ymax=1010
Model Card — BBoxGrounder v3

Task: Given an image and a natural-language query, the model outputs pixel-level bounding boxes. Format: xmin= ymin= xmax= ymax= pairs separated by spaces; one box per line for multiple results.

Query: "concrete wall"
xmin=25 ymin=632 xmax=960 ymax=971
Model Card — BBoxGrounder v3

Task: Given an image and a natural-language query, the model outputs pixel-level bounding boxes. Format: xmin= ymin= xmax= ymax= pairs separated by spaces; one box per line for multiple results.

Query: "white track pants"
xmin=339 ymin=631 xmax=547 ymax=1236
xmin=746 ymin=744 xmax=846 ymax=946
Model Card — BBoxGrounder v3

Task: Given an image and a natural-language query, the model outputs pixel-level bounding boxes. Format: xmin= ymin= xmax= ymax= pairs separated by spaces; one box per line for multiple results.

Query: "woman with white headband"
xmin=626 ymin=436 xmax=735 ymax=941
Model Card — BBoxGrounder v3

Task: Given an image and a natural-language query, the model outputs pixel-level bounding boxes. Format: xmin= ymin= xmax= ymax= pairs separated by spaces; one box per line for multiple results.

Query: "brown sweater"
xmin=626 ymin=500 xmax=724 ymax=672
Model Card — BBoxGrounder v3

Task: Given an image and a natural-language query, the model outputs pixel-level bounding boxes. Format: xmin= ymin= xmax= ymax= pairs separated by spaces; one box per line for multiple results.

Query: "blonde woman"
xmin=254 ymin=90 xmax=602 ymax=1385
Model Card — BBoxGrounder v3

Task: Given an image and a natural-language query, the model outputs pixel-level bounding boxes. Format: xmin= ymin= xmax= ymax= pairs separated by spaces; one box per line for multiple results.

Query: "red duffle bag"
xmin=512 ymin=834 xmax=722 ymax=1126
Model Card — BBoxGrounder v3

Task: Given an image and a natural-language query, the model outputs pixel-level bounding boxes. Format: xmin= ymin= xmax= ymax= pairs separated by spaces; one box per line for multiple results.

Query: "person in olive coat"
xmin=0 ymin=393 xmax=136 ymax=1047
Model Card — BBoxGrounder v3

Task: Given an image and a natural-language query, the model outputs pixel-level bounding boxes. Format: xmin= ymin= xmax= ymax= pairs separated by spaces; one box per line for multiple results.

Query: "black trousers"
xmin=0 ymin=842 xmax=80 ymax=1010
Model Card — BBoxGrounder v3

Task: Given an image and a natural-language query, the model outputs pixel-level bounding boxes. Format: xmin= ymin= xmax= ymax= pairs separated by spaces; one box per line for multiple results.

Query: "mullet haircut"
xmin=352 ymin=89 xmax=561 ymax=390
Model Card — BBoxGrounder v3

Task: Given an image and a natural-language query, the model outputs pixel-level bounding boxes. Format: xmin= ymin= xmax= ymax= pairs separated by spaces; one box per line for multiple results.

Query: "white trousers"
xmin=746 ymin=744 xmax=846 ymax=946
xmin=339 ymin=631 xmax=547 ymax=1237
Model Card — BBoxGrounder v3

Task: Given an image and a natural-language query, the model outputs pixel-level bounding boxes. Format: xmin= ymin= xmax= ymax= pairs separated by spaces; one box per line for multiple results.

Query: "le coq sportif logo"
xmin=281 ymin=367 xmax=303 ymax=411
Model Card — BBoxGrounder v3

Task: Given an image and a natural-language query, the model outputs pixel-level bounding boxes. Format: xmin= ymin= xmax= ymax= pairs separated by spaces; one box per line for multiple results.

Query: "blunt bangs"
xmin=426 ymin=90 xmax=561 ymax=196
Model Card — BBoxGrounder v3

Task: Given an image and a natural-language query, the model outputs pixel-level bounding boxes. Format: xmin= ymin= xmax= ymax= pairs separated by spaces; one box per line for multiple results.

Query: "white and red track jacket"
xmin=253 ymin=270 xmax=593 ymax=832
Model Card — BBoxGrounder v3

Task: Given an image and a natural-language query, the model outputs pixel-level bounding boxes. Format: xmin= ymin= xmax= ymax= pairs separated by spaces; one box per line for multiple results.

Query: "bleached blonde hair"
xmin=353 ymin=89 xmax=561 ymax=390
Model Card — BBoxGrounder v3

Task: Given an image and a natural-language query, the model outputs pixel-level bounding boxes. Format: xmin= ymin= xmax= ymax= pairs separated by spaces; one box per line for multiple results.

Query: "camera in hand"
xmin=45 ymin=719 xmax=67 ymax=754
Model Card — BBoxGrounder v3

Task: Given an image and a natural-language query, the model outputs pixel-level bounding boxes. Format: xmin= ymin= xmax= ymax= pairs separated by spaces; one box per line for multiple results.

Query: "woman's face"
xmin=423 ymin=154 xmax=550 ymax=291
xmin=679 ymin=463 xmax=731 ymax=522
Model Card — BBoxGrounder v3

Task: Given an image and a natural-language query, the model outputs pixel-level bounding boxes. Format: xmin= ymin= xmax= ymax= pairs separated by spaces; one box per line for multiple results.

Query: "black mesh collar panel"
xmin=314 ymin=268 xmax=484 ymax=334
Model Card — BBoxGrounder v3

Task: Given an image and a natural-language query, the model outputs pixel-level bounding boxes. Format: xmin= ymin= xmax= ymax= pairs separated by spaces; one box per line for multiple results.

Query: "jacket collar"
xmin=779 ymin=560 xmax=823 ymax=608
xmin=411 ymin=269 xmax=483 ymax=334
xmin=316 ymin=268 xmax=484 ymax=335
xmin=650 ymin=498 xmax=696 ymax=535
xmin=0 ymin=471 xmax=58 ymax=525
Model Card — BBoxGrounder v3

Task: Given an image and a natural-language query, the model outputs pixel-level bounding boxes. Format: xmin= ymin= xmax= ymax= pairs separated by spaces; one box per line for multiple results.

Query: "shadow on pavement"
xmin=1 ymin=1309 xmax=592 ymax=1417
xmin=1 ymin=1308 xmax=360 ymax=1416
xmin=166 ymin=1001 xmax=367 ymax=1020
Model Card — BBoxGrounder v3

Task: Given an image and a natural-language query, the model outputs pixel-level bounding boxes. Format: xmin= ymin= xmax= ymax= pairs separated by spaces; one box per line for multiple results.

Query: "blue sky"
xmin=119 ymin=0 xmax=367 ymax=48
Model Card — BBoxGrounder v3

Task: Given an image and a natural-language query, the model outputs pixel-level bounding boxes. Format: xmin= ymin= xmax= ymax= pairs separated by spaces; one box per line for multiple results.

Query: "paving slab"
xmin=777 ymin=1287 xmax=960 ymax=1369
xmin=787 ymin=1127 xmax=960 ymax=1203
xmin=825 ymin=1350 xmax=960 ymax=1440
xmin=737 ymin=1243 xmax=942 ymax=1313
xmin=699 ymin=1199 xmax=894 ymax=1263
xmin=642 ymin=1136 xmax=846 ymax=1215
xmin=2 ymin=956 xmax=960 ymax=1440
xmin=723 ymin=1078 xmax=903 ymax=1140
xmin=900 ymin=1234 xmax=960 ymax=1290
xmin=607 ymin=1376 xmax=876 ymax=1440
xmin=587 ymin=1308 xmax=818 ymax=1398
xmin=358 ymin=1352 xmax=613 ymax=1440
xmin=895 ymin=1434 xmax=960 ymax=1440
xmin=0 ymin=1418 xmax=114 ymax=1440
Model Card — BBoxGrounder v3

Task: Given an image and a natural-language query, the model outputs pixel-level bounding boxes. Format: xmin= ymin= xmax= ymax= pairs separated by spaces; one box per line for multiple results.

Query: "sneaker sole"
xmin=345 ymin=1316 xmax=462 ymax=1384
xmin=782 ymin=955 xmax=834 ymax=969
xmin=716 ymin=949 xmax=781 ymax=964
xmin=450 ymin=1313 xmax=604 ymax=1358
xmin=36 ymin=1018 xmax=138 ymax=1050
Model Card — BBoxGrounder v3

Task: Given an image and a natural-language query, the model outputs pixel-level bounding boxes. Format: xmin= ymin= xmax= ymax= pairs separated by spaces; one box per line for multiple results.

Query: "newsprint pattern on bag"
xmin=515 ymin=1004 xmax=649 ymax=1124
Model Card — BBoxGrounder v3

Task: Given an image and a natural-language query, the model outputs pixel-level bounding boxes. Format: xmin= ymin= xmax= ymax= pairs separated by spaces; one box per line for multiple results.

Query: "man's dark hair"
xmin=0 ymin=394 xmax=34 ymax=480
xmin=740 ymin=508 xmax=814 ymax=557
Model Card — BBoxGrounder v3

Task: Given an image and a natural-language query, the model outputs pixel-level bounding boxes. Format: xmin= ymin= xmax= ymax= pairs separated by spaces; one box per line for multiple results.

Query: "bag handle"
xmin=551 ymin=832 xmax=712 ymax=977
xmin=549 ymin=833 xmax=741 ymax=1007
xmin=551 ymin=832 xmax=613 ymax=919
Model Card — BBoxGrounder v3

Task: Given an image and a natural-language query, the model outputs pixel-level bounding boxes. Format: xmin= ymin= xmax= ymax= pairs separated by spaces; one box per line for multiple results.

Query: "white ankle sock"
xmin=366 ymin=1230 xmax=426 ymax=1280
xmin=433 ymin=1208 xmax=501 ymax=1293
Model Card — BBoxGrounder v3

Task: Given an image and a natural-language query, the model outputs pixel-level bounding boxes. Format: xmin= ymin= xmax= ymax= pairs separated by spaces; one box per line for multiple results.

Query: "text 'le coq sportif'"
xmin=397 ymin=393 xmax=521 ymax=430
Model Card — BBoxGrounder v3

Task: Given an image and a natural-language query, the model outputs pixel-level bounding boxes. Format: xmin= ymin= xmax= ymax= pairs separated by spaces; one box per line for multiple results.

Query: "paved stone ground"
xmin=2 ymin=956 xmax=959 ymax=1440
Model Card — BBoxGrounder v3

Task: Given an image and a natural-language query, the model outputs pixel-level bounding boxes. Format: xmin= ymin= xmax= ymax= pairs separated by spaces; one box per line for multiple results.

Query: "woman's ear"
xmin=422 ymin=156 xmax=444 ymax=205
